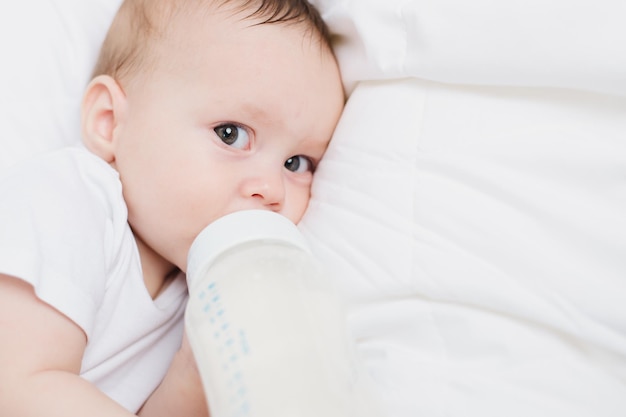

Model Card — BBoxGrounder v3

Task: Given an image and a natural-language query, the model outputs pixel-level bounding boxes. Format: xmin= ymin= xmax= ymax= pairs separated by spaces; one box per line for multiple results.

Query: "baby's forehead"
xmin=103 ymin=0 xmax=331 ymax=86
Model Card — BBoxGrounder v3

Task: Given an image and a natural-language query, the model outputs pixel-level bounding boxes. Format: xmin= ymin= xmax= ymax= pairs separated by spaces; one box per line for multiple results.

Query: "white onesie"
xmin=0 ymin=146 xmax=188 ymax=412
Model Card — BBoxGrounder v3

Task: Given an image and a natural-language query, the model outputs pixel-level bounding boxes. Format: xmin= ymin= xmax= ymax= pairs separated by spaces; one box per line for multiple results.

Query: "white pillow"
xmin=302 ymin=1 xmax=626 ymax=416
xmin=313 ymin=0 xmax=626 ymax=96
xmin=0 ymin=0 xmax=122 ymax=172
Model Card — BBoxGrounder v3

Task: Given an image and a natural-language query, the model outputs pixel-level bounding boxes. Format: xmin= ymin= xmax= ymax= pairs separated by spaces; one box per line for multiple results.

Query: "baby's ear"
xmin=81 ymin=75 xmax=127 ymax=163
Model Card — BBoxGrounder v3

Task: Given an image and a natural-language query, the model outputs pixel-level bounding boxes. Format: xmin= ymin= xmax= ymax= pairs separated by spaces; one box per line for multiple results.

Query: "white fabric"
xmin=313 ymin=0 xmax=626 ymax=96
xmin=0 ymin=147 xmax=187 ymax=412
xmin=300 ymin=79 xmax=626 ymax=417
xmin=301 ymin=0 xmax=626 ymax=416
xmin=0 ymin=0 xmax=123 ymax=172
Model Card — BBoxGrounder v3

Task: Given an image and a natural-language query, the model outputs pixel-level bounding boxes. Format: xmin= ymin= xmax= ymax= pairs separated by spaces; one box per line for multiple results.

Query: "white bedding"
xmin=303 ymin=1 xmax=626 ymax=415
xmin=2 ymin=1 xmax=625 ymax=416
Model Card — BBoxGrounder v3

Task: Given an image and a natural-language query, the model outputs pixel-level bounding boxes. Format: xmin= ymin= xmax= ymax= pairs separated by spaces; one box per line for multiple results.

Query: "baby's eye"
xmin=214 ymin=123 xmax=250 ymax=150
xmin=284 ymin=155 xmax=314 ymax=173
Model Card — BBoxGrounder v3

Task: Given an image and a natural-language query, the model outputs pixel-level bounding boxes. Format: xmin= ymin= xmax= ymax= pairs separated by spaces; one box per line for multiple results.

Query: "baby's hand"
xmin=138 ymin=331 xmax=208 ymax=417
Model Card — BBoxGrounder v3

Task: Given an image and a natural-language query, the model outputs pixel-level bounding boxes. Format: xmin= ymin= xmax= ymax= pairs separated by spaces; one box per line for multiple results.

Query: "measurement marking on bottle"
xmin=204 ymin=281 xmax=250 ymax=416
xmin=239 ymin=330 xmax=250 ymax=355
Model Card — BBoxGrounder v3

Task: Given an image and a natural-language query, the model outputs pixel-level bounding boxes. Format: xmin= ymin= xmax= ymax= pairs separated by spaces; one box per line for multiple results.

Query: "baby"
xmin=0 ymin=0 xmax=344 ymax=416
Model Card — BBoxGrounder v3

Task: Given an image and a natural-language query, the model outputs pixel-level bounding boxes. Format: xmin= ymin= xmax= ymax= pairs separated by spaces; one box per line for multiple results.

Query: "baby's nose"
xmin=241 ymin=169 xmax=285 ymax=210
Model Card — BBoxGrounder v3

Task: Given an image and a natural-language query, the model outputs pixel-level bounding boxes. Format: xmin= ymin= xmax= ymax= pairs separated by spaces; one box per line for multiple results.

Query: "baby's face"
xmin=110 ymin=8 xmax=344 ymax=271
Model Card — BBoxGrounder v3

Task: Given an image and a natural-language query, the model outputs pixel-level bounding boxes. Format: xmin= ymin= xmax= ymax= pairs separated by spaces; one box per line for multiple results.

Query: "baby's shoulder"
xmin=0 ymin=146 xmax=129 ymax=247
xmin=4 ymin=146 xmax=124 ymax=214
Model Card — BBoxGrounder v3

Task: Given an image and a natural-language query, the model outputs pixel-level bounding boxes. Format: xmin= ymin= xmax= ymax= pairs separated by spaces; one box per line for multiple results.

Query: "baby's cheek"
xmin=286 ymin=191 xmax=311 ymax=224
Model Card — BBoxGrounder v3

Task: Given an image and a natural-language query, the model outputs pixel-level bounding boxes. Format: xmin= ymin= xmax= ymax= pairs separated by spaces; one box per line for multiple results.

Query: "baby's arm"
xmin=0 ymin=274 xmax=138 ymax=417
xmin=0 ymin=274 xmax=207 ymax=417
xmin=138 ymin=333 xmax=209 ymax=417
xmin=0 ymin=274 xmax=137 ymax=416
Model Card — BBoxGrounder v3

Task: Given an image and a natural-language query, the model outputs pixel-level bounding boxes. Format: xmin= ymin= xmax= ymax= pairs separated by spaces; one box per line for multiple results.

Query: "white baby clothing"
xmin=0 ymin=146 xmax=188 ymax=412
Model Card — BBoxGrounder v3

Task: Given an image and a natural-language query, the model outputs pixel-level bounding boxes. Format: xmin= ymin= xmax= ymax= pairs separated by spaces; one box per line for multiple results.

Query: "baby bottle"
xmin=185 ymin=210 xmax=380 ymax=417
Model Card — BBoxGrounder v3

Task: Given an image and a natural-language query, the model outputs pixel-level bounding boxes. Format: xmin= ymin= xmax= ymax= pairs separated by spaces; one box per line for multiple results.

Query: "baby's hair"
xmin=91 ymin=0 xmax=334 ymax=83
